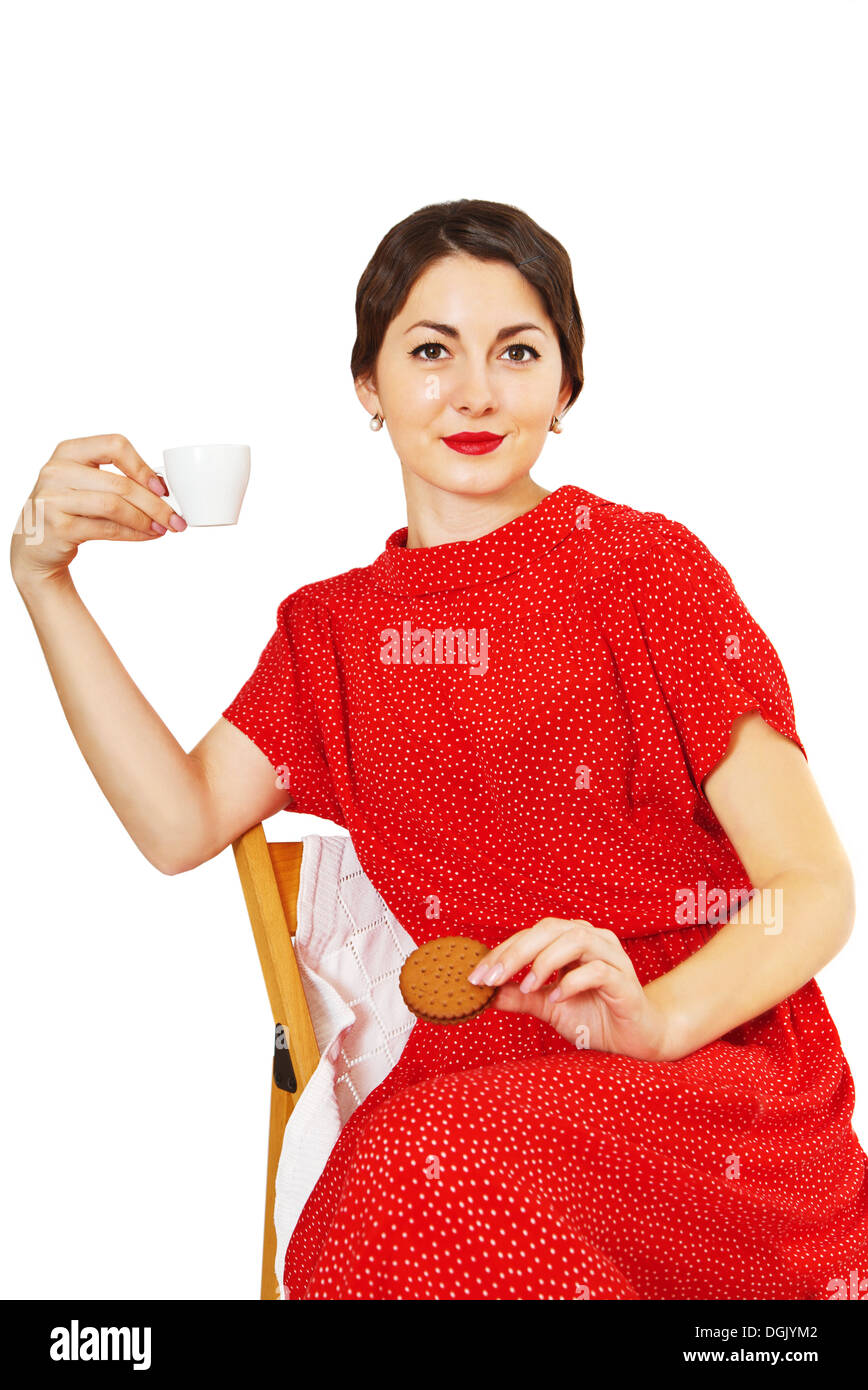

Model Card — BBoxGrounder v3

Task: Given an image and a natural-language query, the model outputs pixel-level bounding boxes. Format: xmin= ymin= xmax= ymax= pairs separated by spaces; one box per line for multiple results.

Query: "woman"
xmin=11 ymin=199 xmax=867 ymax=1301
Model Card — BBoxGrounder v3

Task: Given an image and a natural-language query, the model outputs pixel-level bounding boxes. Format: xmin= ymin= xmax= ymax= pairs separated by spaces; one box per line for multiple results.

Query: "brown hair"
xmin=351 ymin=198 xmax=585 ymax=415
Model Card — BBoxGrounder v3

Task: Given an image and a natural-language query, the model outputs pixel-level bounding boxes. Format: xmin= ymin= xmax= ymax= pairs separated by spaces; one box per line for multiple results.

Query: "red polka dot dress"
xmin=222 ymin=483 xmax=868 ymax=1300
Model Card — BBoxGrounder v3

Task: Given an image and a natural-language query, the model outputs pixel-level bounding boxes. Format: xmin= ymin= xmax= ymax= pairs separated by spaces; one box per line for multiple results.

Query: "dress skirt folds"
xmin=221 ymin=483 xmax=868 ymax=1300
xmin=282 ymin=921 xmax=867 ymax=1300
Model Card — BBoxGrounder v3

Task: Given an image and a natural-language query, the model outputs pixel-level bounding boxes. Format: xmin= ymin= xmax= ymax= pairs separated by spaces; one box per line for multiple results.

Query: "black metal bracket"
xmin=273 ymin=1022 xmax=297 ymax=1093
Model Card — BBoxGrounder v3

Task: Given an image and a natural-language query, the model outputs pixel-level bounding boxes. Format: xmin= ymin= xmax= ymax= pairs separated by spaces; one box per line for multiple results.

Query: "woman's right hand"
xmin=10 ymin=433 xmax=186 ymax=587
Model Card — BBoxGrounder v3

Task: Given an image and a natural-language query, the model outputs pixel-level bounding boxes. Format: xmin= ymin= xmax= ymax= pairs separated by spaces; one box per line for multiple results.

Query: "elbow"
xmin=808 ymin=854 xmax=856 ymax=945
xmin=157 ymin=859 xmax=188 ymax=877
xmin=765 ymin=856 xmax=856 ymax=949
xmin=155 ymin=842 xmax=218 ymax=875
xmin=145 ymin=848 xmax=198 ymax=877
xmin=142 ymin=822 xmax=216 ymax=876
xmin=834 ymin=857 xmax=857 ymax=942
xmin=158 ymin=854 xmax=204 ymax=876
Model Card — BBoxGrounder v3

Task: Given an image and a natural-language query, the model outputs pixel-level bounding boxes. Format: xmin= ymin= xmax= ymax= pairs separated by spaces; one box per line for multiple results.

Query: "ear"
xmin=556 ymin=372 xmax=574 ymax=419
xmin=355 ymin=373 xmax=381 ymax=417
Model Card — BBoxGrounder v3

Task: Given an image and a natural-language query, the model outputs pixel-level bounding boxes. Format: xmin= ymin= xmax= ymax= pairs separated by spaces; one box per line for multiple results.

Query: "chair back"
xmin=231 ymin=822 xmax=319 ymax=1299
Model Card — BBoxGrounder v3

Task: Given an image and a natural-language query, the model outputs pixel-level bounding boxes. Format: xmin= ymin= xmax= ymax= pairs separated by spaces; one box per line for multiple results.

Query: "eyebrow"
xmin=404 ymin=320 xmax=548 ymax=342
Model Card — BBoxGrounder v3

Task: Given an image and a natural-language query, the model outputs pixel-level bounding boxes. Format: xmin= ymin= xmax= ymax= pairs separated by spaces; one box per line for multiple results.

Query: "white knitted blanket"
xmin=273 ymin=833 xmax=418 ymax=1299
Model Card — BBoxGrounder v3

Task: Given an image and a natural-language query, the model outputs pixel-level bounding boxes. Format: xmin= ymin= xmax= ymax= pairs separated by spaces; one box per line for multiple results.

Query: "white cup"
xmin=161 ymin=444 xmax=251 ymax=526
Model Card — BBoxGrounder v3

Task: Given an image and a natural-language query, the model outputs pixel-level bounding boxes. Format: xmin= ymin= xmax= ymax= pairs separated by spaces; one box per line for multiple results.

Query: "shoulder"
xmin=275 ymin=562 xmax=374 ymax=626
xmin=574 ymin=487 xmax=732 ymax=589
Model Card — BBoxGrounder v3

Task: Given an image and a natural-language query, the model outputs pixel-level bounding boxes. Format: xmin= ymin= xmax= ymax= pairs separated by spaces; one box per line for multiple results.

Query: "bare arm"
xmin=644 ymin=711 xmax=856 ymax=1059
xmin=11 ymin=433 xmax=293 ymax=875
xmin=14 ymin=568 xmax=290 ymax=873
xmin=185 ymin=713 xmax=294 ymax=871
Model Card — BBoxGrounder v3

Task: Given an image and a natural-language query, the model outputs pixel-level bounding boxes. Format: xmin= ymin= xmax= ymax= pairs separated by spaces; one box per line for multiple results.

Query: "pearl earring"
xmin=369 ymin=412 xmax=384 ymax=431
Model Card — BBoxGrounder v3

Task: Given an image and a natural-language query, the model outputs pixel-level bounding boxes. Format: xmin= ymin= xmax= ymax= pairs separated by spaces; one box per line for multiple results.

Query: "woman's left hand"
xmin=467 ymin=918 xmax=676 ymax=1062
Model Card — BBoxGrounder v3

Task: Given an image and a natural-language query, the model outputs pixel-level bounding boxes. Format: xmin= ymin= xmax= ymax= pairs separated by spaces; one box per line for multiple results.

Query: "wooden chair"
xmin=231 ymin=822 xmax=320 ymax=1300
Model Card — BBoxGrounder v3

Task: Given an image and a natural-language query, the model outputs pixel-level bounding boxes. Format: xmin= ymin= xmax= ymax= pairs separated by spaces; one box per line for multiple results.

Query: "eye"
xmin=409 ymin=341 xmax=450 ymax=362
xmin=503 ymin=342 xmax=541 ymax=363
xmin=407 ymin=340 xmax=542 ymax=364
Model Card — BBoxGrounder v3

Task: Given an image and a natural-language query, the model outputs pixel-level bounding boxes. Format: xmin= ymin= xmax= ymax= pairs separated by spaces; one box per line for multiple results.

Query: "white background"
xmin=2 ymin=0 xmax=865 ymax=1299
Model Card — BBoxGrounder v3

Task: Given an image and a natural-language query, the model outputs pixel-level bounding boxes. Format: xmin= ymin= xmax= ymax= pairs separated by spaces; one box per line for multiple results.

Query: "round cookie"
xmin=399 ymin=936 xmax=498 ymax=1025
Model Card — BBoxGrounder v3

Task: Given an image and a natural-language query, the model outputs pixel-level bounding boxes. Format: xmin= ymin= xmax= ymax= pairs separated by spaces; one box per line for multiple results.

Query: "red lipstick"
xmin=441 ymin=431 xmax=505 ymax=456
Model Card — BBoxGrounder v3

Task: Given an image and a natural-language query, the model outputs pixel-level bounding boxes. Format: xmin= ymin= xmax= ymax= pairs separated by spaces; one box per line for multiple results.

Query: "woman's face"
xmin=355 ymin=252 xmax=573 ymax=497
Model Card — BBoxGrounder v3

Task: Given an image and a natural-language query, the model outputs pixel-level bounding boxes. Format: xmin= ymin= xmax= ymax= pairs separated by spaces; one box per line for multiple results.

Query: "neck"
xmin=401 ymin=472 xmax=551 ymax=550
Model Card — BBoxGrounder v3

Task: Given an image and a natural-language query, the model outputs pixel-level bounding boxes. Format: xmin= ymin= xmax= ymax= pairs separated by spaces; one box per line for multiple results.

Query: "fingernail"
xmin=467 ymin=967 xmax=484 ymax=985
xmin=519 ymin=971 xmax=537 ymax=993
xmin=149 ymin=476 xmax=170 ymax=497
xmin=150 ymin=521 xmax=167 ymax=535
xmin=169 ymin=513 xmax=187 ymax=531
xmin=484 ymin=963 xmax=504 ymax=985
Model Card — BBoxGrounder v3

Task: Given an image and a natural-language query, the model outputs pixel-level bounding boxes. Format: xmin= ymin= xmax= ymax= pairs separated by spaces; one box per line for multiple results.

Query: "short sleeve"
xmin=625 ymin=514 xmax=807 ymax=795
xmin=221 ymin=592 xmax=344 ymax=823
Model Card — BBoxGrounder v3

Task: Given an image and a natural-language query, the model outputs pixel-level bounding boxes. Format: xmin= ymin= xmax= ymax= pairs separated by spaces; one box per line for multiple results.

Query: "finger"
xmin=63 ymin=515 xmax=164 ymax=542
xmin=51 ymin=433 xmax=171 ymax=502
xmin=521 ymin=929 xmax=626 ymax=995
xmin=55 ymin=487 xmax=175 ymax=538
xmin=552 ymin=959 xmax=625 ymax=1003
xmin=469 ymin=920 xmax=568 ymax=985
xmin=47 ymin=450 xmax=181 ymax=532
xmin=488 ymin=979 xmax=550 ymax=1018
xmin=469 ymin=918 xmax=595 ymax=987
xmin=466 ymin=925 xmax=537 ymax=985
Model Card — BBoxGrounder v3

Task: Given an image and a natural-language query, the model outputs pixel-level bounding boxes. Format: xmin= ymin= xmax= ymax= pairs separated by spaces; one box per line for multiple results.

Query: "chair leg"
xmin=261 ymin=1070 xmax=295 ymax=1299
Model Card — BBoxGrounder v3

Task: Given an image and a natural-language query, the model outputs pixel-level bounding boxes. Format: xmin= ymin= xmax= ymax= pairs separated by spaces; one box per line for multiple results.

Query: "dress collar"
xmin=371 ymin=483 xmax=591 ymax=598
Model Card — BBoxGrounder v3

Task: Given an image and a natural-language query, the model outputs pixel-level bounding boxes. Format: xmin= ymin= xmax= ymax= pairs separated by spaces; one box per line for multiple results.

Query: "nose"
xmin=447 ymin=358 xmax=499 ymax=416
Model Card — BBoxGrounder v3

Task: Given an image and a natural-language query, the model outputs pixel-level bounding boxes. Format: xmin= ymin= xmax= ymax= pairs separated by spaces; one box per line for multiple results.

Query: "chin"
xmin=407 ymin=448 xmax=536 ymax=498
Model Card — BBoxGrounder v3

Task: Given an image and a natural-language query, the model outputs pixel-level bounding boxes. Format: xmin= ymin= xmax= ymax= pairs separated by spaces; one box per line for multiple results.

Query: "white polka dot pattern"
xmin=220 ymin=483 xmax=868 ymax=1299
